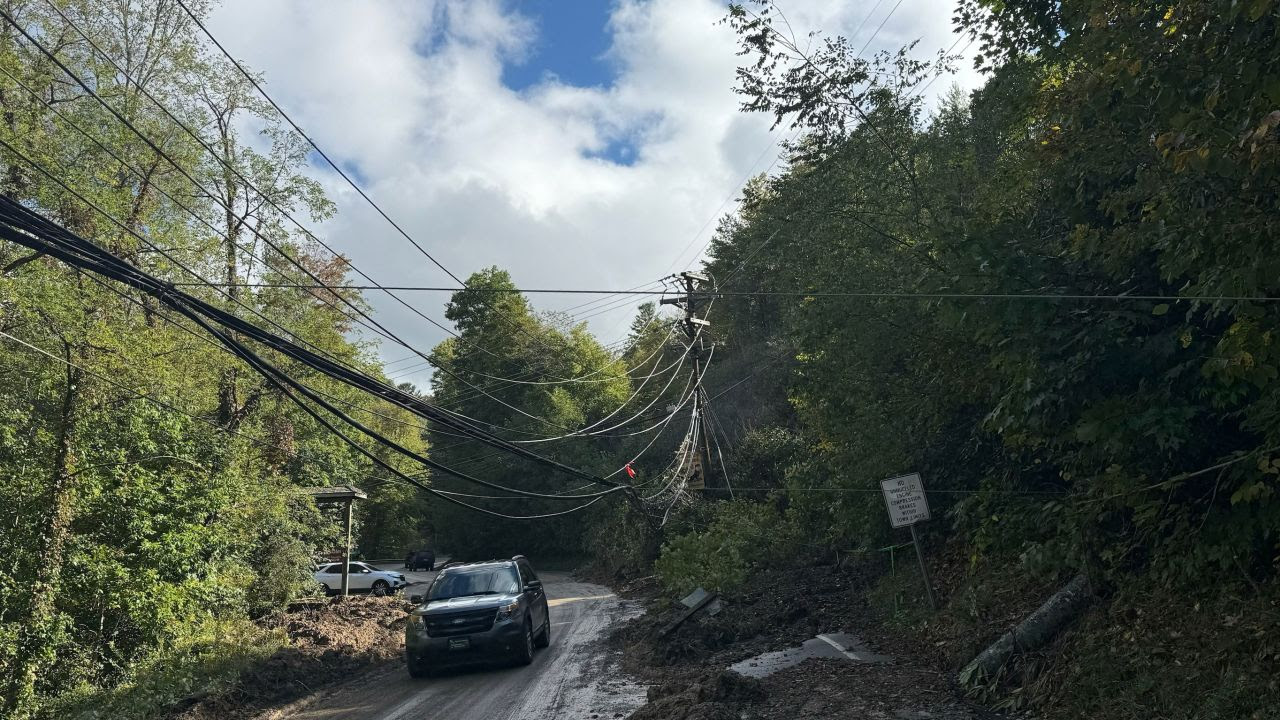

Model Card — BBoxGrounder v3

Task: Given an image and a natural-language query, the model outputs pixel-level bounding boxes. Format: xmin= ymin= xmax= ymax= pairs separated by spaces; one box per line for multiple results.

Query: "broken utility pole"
xmin=661 ymin=271 xmax=719 ymax=493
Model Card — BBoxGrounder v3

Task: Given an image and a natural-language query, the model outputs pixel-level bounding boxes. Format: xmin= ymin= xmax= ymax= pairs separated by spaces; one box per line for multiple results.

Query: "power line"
xmin=0 ymin=322 xmax=630 ymax=520
xmin=666 ymin=0 xmax=902 ymax=275
xmin=171 ymin=0 xmax=463 ymax=287
xmin=171 ymin=0 xmax=647 ymax=403
xmin=739 ymin=3 xmax=923 ymax=199
xmin=0 ymin=191 xmax=622 ymax=493
xmin=0 ymin=13 xmax=461 ymax=376
xmin=856 ymin=0 xmax=906 ymax=57
xmin=0 ymin=62 xmax=432 ymax=373
xmin=910 ymin=31 xmax=979 ymax=101
xmin=156 ymin=282 xmax=1276 ymax=303
xmin=19 ymin=3 xmax=580 ymax=405
xmin=0 ymin=104 xmax=560 ymax=450
xmin=160 ymin=0 xmax=585 ymax=375
xmin=666 ymin=129 xmax=792 ymax=273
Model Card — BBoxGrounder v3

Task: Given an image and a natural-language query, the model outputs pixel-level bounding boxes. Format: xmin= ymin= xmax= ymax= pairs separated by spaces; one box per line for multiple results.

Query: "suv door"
xmin=347 ymin=563 xmax=374 ymax=590
xmin=517 ymin=559 xmax=548 ymax=631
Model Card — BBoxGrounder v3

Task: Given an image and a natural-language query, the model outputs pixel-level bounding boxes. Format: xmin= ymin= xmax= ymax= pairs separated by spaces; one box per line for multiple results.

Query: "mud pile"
xmin=748 ymin=658 xmax=983 ymax=720
xmin=617 ymin=555 xmax=879 ymax=671
xmin=172 ymin=596 xmax=408 ymax=720
xmin=618 ymin=552 xmax=1007 ymax=719
xmin=629 ymin=670 xmax=765 ymax=720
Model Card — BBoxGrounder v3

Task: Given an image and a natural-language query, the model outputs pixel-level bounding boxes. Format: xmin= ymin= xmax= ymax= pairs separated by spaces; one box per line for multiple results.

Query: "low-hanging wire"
xmin=0 ymin=189 xmax=620 ymax=491
xmin=21 ymin=4 xmax=596 ymax=407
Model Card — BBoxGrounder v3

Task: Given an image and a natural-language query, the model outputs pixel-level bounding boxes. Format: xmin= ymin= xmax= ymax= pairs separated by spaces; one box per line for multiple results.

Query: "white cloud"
xmin=207 ymin=0 xmax=982 ymax=382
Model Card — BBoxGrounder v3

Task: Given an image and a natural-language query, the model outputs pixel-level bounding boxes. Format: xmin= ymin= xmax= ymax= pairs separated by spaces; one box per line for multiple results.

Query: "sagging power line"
xmin=0 ymin=194 xmax=628 ymax=505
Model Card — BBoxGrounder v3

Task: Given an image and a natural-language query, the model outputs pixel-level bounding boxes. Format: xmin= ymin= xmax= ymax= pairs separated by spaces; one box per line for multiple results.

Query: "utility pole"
xmin=661 ymin=271 xmax=718 ymax=493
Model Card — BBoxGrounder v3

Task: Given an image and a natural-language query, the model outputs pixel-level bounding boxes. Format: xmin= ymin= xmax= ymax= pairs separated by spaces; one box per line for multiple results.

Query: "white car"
xmin=314 ymin=561 xmax=407 ymax=596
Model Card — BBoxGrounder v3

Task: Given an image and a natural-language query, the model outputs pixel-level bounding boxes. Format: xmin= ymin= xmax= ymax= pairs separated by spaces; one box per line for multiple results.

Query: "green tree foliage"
xmin=426 ymin=268 xmax=657 ymax=559
xmin=0 ymin=2 xmax=428 ymax=715
xmin=707 ymin=0 xmax=1280 ymax=587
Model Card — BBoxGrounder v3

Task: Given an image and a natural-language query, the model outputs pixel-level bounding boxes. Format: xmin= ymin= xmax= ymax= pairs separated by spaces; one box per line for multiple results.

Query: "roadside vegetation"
xmin=2 ymin=0 xmax=1279 ymax=718
xmin=0 ymin=3 xmax=429 ymax=716
xmin=603 ymin=2 xmax=1280 ymax=718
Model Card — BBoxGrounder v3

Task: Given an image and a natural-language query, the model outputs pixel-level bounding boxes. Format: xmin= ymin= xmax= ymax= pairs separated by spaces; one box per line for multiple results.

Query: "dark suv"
xmin=404 ymin=549 xmax=435 ymax=571
xmin=405 ymin=557 xmax=550 ymax=677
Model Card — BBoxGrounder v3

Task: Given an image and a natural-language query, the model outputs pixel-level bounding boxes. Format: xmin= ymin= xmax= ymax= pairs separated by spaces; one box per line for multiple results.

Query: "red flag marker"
xmin=625 ymin=462 xmax=636 ymax=478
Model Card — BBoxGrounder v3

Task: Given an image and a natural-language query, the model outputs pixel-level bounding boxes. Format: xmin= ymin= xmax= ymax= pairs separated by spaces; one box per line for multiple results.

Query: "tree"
xmin=427 ymin=268 xmax=632 ymax=558
xmin=712 ymin=0 xmax=1280 ymax=578
xmin=0 ymin=2 xmax=429 ymax=714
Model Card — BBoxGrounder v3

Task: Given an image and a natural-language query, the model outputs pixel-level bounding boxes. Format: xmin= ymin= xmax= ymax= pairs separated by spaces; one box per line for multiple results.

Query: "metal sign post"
xmin=880 ymin=473 xmax=936 ymax=610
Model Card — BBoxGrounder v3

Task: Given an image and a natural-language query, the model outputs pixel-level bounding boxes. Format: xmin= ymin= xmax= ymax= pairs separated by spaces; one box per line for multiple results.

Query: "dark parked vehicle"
xmin=404 ymin=557 xmax=550 ymax=677
xmin=405 ymin=549 xmax=436 ymax=571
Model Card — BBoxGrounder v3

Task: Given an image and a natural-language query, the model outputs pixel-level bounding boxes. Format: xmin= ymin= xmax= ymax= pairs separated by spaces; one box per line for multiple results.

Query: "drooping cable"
xmin=156 ymin=0 xmax=595 ymax=379
xmin=169 ymin=0 xmax=462 ymax=286
xmin=510 ymin=334 xmax=698 ymax=444
xmin=0 ymin=191 xmax=622 ymax=490
xmin=13 ymin=5 xmax=596 ymax=411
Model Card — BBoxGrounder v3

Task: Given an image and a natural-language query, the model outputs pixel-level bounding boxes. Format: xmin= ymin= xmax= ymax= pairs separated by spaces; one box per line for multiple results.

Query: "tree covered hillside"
xmin=0 ymin=2 xmax=429 ymax=715
xmin=646 ymin=1 xmax=1280 ymax=715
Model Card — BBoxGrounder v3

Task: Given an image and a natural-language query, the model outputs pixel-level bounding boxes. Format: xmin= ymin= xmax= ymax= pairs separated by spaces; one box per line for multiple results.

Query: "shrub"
xmin=655 ymin=501 xmax=795 ymax=595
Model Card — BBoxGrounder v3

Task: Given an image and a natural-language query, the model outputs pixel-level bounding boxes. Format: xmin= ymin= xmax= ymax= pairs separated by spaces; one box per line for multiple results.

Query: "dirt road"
xmin=271 ymin=571 xmax=644 ymax=720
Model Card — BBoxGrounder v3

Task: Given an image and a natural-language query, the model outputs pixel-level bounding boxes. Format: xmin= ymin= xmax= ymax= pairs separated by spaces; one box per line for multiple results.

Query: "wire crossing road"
xmin=274 ymin=571 xmax=644 ymax=720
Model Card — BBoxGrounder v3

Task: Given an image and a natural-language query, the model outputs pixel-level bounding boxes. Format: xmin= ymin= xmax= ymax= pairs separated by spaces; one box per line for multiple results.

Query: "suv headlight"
xmin=495 ymin=600 xmax=520 ymax=620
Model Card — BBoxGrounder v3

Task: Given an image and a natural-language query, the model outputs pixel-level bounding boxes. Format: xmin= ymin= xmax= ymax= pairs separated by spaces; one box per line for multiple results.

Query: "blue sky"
xmin=502 ymin=1 xmax=640 ymax=164
xmin=502 ymin=0 xmax=617 ymax=91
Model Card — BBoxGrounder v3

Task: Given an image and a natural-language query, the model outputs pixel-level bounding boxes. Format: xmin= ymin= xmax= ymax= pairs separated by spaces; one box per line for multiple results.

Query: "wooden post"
xmin=301 ymin=486 xmax=366 ymax=601
xmin=341 ymin=498 xmax=353 ymax=598
xmin=909 ymin=522 xmax=936 ymax=611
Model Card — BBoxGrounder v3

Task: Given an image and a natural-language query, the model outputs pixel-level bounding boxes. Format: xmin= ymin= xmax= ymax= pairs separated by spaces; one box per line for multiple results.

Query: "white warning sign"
xmin=880 ymin=473 xmax=930 ymax=528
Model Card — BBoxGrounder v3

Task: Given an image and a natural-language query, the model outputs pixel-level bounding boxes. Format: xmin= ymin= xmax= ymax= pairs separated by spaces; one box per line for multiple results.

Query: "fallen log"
xmin=959 ymin=573 xmax=1092 ymax=687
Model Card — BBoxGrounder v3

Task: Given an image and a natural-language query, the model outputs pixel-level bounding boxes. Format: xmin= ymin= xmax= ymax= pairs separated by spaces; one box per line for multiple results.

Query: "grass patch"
xmin=42 ymin=620 xmax=282 ymax=720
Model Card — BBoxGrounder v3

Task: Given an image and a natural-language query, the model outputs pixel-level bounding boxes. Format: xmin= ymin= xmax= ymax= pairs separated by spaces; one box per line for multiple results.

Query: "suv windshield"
xmin=427 ymin=565 xmax=520 ymax=600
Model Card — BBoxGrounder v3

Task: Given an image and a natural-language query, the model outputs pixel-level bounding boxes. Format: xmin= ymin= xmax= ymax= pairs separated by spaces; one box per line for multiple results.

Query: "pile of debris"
xmin=617 ymin=555 xmax=880 ymax=672
xmin=630 ymin=670 xmax=766 ymax=720
xmin=171 ymin=596 xmax=408 ymax=720
xmin=616 ymin=553 xmax=1017 ymax=720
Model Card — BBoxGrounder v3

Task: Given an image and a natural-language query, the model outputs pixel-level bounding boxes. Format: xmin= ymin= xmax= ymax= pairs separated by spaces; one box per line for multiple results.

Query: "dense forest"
xmin=645 ymin=1 xmax=1280 ymax=716
xmin=0 ymin=1 xmax=433 ymax=715
xmin=1 ymin=0 xmax=1279 ymax=718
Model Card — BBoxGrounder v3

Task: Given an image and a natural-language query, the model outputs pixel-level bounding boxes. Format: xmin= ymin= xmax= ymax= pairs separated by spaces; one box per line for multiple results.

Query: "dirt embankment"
xmin=171 ymin=596 xmax=408 ymax=720
xmin=615 ymin=555 xmax=1015 ymax=720
xmin=615 ymin=559 xmax=880 ymax=672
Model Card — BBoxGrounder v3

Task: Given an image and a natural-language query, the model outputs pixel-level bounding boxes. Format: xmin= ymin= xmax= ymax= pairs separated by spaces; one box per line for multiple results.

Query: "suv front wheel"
xmin=514 ymin=618 xmax=534 ymax=665
xmin=534 ymin=617 xmax=550 ymax=648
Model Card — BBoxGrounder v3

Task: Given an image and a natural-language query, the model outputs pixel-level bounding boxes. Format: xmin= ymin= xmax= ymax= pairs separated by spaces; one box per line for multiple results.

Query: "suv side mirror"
xmin=408 ymin=593 xmax=425 ymax=604
xmin=523 ymin=579 xmax=542 ymax=591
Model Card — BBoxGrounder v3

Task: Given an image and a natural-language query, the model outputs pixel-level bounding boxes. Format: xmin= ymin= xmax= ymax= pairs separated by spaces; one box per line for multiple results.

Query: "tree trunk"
xmin=3 ymin=348 xmax=83 ymax=717
xmin=216 ymin=121 xmax=243 ymax=426
xmin=958 ymin=573 xmax=1092 ymax=688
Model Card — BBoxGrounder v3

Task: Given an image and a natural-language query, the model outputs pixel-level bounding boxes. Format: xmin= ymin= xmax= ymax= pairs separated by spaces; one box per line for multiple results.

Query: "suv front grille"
xmin=425 ymin=608 xmax=497 ymax=637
